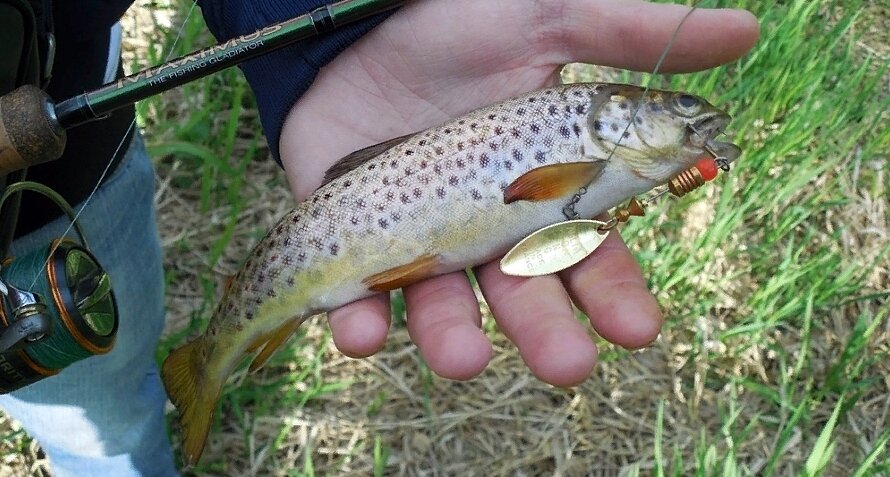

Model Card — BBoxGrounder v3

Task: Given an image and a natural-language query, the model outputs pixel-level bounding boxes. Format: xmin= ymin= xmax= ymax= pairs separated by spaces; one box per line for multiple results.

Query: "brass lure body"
xmin=161 ymin=83 xmax=739 ymax=464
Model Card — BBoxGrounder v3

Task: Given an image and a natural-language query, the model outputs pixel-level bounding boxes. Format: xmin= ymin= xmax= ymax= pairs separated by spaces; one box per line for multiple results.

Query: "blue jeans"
xmin=0 ymin=135 xmax=178 ymax=476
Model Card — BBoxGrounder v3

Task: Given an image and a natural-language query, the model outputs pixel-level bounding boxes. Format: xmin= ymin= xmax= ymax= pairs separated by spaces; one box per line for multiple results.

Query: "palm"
xmin=278 ymin=0 xmax=759 ymax=386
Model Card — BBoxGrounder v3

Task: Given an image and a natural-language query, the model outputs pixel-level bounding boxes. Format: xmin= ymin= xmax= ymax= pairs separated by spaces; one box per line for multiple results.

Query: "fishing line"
xmin=564 ymin=0 xmax=702 ymax=220
xmin=26 ymin=0 xmax=200 ymax=292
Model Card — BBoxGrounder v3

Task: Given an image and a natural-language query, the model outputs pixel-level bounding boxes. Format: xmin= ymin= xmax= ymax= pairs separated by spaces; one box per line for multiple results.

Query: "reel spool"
xmin=0 ymin=182 xmax=118 ymax=393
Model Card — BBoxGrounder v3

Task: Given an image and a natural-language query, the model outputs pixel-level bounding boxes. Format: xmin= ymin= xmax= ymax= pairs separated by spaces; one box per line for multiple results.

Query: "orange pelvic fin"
xmin=363 ymin=253 xmax=441 ymax=292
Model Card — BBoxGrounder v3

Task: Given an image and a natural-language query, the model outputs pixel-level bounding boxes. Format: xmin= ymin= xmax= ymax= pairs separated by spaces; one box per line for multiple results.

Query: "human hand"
xmin=278 ymin=0 xmax=759 ymax=386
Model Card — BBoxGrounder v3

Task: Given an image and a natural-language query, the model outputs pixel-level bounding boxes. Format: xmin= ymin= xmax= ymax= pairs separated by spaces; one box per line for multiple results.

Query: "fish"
xmin=161 ymin=82 xmax=740 ymax=464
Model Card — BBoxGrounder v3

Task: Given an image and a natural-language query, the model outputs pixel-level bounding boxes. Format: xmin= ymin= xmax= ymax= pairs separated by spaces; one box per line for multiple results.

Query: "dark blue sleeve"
xmin=198 ymin=0 xmax=396 ymax=164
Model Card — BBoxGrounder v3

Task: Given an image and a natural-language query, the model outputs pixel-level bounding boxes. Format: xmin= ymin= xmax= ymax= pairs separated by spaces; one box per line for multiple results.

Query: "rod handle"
xmin=0 ymin=85 xmax=66 ymax=174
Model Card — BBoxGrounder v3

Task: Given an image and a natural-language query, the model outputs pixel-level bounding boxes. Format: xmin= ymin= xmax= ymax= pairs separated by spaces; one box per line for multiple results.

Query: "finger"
xmin=559 ymin=231 xmax=662 ymax=349
xmin=327 ymin=293 xmax=391 ymax=358
xmin=552 ymin=0 xmax=761 ymax=72
xmin=403 ymin=272 xmax=491 ymax=380
xmin=474 ymin=263 xmax=596 ymax=387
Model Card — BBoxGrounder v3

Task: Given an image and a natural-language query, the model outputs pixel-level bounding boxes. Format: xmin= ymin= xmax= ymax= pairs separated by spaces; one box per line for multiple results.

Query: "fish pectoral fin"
xmin=362 ymin=254 xmax=442 ymax=292
xmin=161 ymin=337 xmax=221 ymax=466
xmin=503 ymin=161 xmax=606 ymax=204
xmin=319 ymin=133 xmax=414 ymax=187
xmin=248 ymin=317 xmax=305 ymax=372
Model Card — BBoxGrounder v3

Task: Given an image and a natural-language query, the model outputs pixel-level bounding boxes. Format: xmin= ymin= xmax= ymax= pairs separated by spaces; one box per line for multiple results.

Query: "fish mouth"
xmin=691 ymin=113 xmax=741 ymax=165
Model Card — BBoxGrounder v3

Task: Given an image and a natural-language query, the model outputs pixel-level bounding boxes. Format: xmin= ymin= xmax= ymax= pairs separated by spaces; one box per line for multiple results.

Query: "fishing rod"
xmin=0 ymin=0 xmax=405 ymax=175
xmin=0 ymin=0 xmax=404 ymax=393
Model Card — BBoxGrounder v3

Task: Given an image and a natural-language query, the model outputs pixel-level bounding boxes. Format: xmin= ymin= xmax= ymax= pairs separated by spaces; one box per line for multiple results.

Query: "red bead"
xmin=695 ymin=157 xmax=719 ymax=181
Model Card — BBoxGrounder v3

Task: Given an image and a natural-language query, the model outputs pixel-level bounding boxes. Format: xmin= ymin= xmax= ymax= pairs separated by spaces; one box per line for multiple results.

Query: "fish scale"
xmin=161 ymin=82 xmax=738 ymax=465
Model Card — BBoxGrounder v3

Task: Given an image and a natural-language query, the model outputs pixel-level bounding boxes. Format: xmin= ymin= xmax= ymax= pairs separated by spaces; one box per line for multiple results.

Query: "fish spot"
xmin=471 ymin=189 xmax=482 ymax=200
xmin=311 ymin=208 xmax=321 ymax=218
xmin=284 ymin=237 xmax=291 ymax=247
xmin=413 ymin=188 xmax=422 ymax=198
xmin=536 ymin=151 xmax=547 ymax=163
xmin=257 ymin=273 xmax=265 ymax=283
xmin=449 ymin=175 xmax=459 ymax=186
xmin=369 ymin=163 xmax=377 ymax=170
xmin=436 ymin=187 xmax=446 ymax=198
xmin=528 ymin=97 xmax=537 ymax=103
xmin=622 ymin=131 xmax=631 ymax=139
xmin=458 ymin=119 xmax=465 ymax=125
xmin=511 ymin=128 xmax=521 ymax=138
xmin=323 ymin=192 xmax=332 ymax=200
xmin=275 ymin=225 xmax=284 ymax=235
xmin=611 ymin=123 xmax=620 ymax=132
xmin=405 ymin=150 xmax=414 ymax=156
xmin=292 ymin=215 xmax=301 ymax=224
xmin=517 ymin=108 xmax=526 ymax=116
xmin=470 ymin=122 xmax=479 ymax=130
xmin=480 ymin=153 xmax=491 ymax=168
xmin=504 ymin=160 xmax=513 ymax=171
xmin=512 ymin=149 xmax=523 ymax=162
xmin=593 ymin=120 xmax=603 ymax=132
xmin=420 ymin=160 xmax=428 ymax=169
xmin=488 ymin=114 xmax=497 ymax=120
xmin=559 ymin=126 xmax=571 ymax=138
xmin=573 ymin=124 xmax=582 ymax=136
xmin=245 ymin=312 xmax=254 ymax=320
xmin=379 ymin=218 xmax=389 ymax=229
xmin=400 ymin=192 xmax=411 ymax=204
xmin=434 ymin=164 xmax=443 ymax=175
xmin=361 ymin=176 xmax=370 ymax=184
xmin=266 ymin=289 xmax=276 ymax=298
xmin=330 ymin=244 xmax=339 ymax=256
xmin=444 ymin=128 xmax=452 ymax=134
xmin=376 ymin=204 xmax=385 ymax=212
xmin=404 ymin=167 xmax=413 ymax=176
xmin=287 ymin=277 xmax=295 ymax=287
xmin=456 ymin=158 xmax=466 ymax=168
xmin=619 ymin=101 xmax=629 ymax=110
xmin=357 ymin=198 xmax=366 ymax=208
xmin=489 ymin=142 xmax=500 ymax=151
xmin=494 ymin=126 xmax=504 ymax=135
xmin=298 ymin=251 xmax=307 ymax=261
xmin=457 ymin=142 xmax=465 ymax=151
xmin=382 ymin=177 xmax=391 ymax=185
xmin=635 ymin=116 xmax=644 ymax=125
xmin=343 ymin=180 xmax=352 ymax=188
xmin=530 ymin=123 xmax=541 ymax=134
xmin=350 ymin=216 xmax=359 ymax=225
xmin=435 ymin=147 xmax=444 ymax=155
xmin=576 ymin=104 xmax=586 ymax=115
xmin=390 ymin=160 xmax=398 ymax=168
xmin=548 ymin=105 xmax=559 ymax=115
xmin=386 ymin=191 xmax=395 ymax=201
xmin=564 ymin=105 xmax=572 ymax=113
xmin=499 ymin=181 xmax=509 ymax=191
xmin=391 ymin=211 xmax=401 ymax=222
xmin=419 ymin=139 xmax=427 ymax=146
xmin=312 ymin=196 xmax=319 ymax=204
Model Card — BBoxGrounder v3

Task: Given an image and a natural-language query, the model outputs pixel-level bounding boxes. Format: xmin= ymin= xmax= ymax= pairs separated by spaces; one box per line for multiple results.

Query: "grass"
xmin=1 ymin=0 xmax=888 ymax=475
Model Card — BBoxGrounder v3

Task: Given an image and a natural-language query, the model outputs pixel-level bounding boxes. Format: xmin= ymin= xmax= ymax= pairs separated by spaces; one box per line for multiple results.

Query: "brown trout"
xmin=161 ymin=83 xmax=740 ymax=464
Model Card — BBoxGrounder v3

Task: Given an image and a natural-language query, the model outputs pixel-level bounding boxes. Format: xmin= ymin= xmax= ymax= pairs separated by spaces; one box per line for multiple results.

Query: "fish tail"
xmin=161 ymin=336 xmax=222 ymax=466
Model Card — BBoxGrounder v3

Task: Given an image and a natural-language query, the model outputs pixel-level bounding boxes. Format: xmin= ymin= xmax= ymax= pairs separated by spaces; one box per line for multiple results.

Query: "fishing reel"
xmin=0 ymin=182 xmax=118 ymax=393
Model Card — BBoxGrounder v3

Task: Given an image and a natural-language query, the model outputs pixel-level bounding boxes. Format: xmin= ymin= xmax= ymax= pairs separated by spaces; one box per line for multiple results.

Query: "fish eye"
xmin=672 ymin=94 xmax=702 ymax=116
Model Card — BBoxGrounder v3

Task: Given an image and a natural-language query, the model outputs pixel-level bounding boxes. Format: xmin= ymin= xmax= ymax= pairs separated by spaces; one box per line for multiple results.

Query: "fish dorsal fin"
xmin=320 ymin=134 xmax=414 ymax=187
xmin=363 ymin=254 xmax=442 ymax=292
xmin=503 ymin=161 xmax=606 ymax=204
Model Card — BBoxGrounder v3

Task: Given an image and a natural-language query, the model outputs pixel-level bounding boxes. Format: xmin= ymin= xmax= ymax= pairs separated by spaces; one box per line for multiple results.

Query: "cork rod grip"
xmin=0 ymin=86 xmax=66 ymax=174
